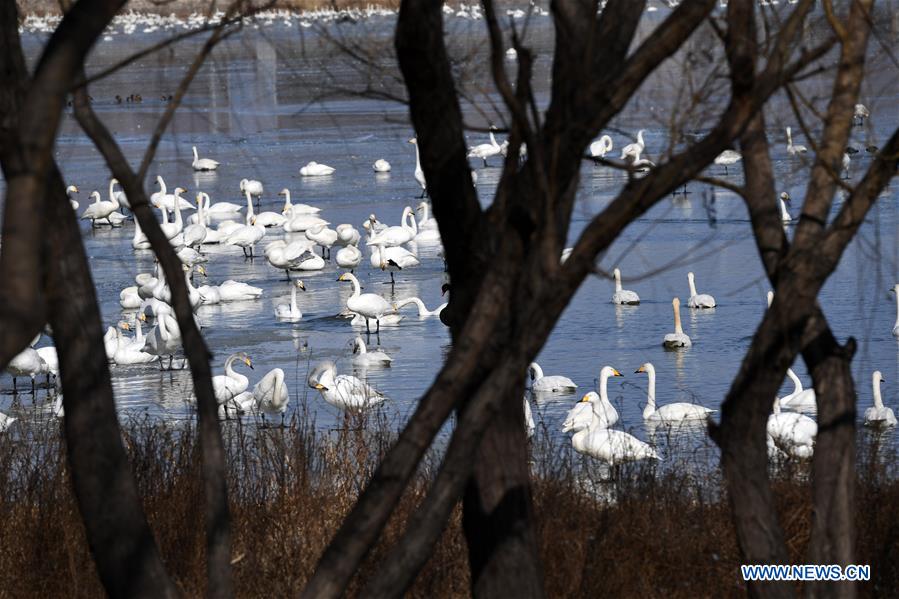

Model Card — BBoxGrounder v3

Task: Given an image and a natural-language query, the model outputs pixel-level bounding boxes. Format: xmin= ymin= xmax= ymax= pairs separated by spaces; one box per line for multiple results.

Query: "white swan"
xmin=239 ymin=178 xmax=264 ymax=198
xmin=151 ymin=176 xmax=194 ymax=211
xmin=212 ymin=352 xmax=253 ymax=403
xmin=108 ymin=177 xmax=129 ymax=209
xmin=611 ymin=267 xmax=640 ymax=305
xmin=254 ymin=367 xmax=290 ymax=424
xmin=416 ymin=201 xmax=438 ymax=231
xmin=81 ymin=190 xmax=119 ymax=226
xmin=561 ymin=366 xmax=621 ymax=432
xmin=113 ymin=325 xmax=156 ymax=365
xmin=778 ymin=368 xmax=817 ymax=413
xmin=274 ymin=280 xmax=306 ymax=322
xmin=370 ymin=242 xmax=420 ymax=286
xmin=589 ymin=135 xmax=613 ymax=158
xmin=367 ymin=206 xmax=416 ymax=247
xmin=306 ymin=225 xmax=339 ymax=258
xmin=67 ymin=184 xmax=79 ymax=210
xmin=620 ymin=129 xmax=645 ymax=163
xmin=864 ymin=371 xmax=896 ymax=427
xmin=198 ymin=279 xmax=263 ymax=304
xmin=140 ymin=312 xmax=182 ymax=369
xmin=373 ymin=158 xmax=391 ymax=172
xmin=524 ymin=396 xmax=535 ymax=437
xmin=687 ymin=272 xmax=716 ymax=308
xmin=779 ymin=192 xmax=792 ymax=222
xmin=158 ymin=188 xmax=187 ymax=238
xmin=182 ymin=193 xmax=208 ymax=249
xmin=394 ymin=296 xmax=446 ymax=318
xmin=336 ymin=223 xmax=361 ymax=247
xmin=663 ymin=297 xmax=691 ymax=348
xmin=299 ymin=161 xmax=335 ymax=176
xmin=191 ymin=145 xmax=219 ymax=171
xmin=104 ymin=325 xmax=119 ymax=360
xmin=767 ymin=396 xmax=816 ymax=459
xmin=854 ymin=103 xmax=869 ymax=126
xmin=264 ymin=239 xmax=315 ymax=276
xmin=528 ymin=362 xmax=577 ymax=393
xmin=467 ymin=129 xmax=503 ymax=167
xmin=636 ymin=363 xmax=714 ymax=422
xmin=336 ymin=244 xmax=363 ymax=271
xmin=892 ymin=283 xmax=899 ymax=337
xmin=0 ymin=412 xmax=16 ymax=432
xmin=786 ymin=127 xmax=807 ymax=155
xmin=408 ymin=138 xmax=427 ymax=197
xmin=225 ymin=214 xmax=266 ymax=258
xmin=283 ymin=206 xmax=329 ymax=233
xmin=244 ymin=190 xmax=285 ymax=228
xmin=218 ymin=392 xmax=257 ymax=420
xmin=349 ymin=336 xmax=392 ymax=366
xmin=337 ymin=272 xmax=396 ymax=335
xmin=7 ymin=345 xmax=48 ymax=392
xmin=120 ymin=286 xmax=142 ymax=309
xmin=278 ymin=188 xmax=320 ymax=215
xmin=196 ymin=191 xmax=242 ymax=220
xmin=308 ymin=361 xmax=385 ymax=411
xmin=714 ymin=149 xmax=742 ymax=174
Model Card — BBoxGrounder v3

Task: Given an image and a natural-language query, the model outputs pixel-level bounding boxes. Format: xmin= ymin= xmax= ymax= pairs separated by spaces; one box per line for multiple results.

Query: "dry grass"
xmin=0 ymin=404 xmax=896 ymax=597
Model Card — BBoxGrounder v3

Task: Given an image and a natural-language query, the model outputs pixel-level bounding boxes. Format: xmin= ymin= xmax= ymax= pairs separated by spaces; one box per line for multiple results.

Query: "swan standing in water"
xmin=140 ymin=312 xmax=182 ymax=370
xmin=370 ymin=242 xmax=420 ymax=286
xmin=686 ymin=272 xmax=716 ymax=308
xmin=182 ymin=193 xmax=208 ymax=249
xmin=240 ymin=178 xmax=264 ymax=199
xmin=767 ymin=396 xmax=816 ymax=459
xmin=299 ymin=161 xmax=335 ymax=176
xmin=528 ymin=362 xmax=577 ymax=393
xmin=864 ymin=371 xmax=896 ymax=427
xmin=635 ymin=363 xmax=714 ymax=422
xmin=308 ymin=361 xmax=385 ymax=411
xmin=779 ymin=192 xmax=792 ymax=222
xmin=278 ymin=188 xmax=321 ymax=215
xmin=610 ymin=267 xmax=640 ymax=305
xmin=225 ymin=214 xmax=266 ymax=258
xmin=785 ymin=127 xmax=807 ymax=155
xmin=195 ymin=191 xmax=242 ymax=221
xmin=274 ymin=280 xmax=306 ymax=322
xmin=663 ymin=298 xmax=691 ymax=348
xmin=467 ymin=129 xmax=502 ymax=167
xmin=408 ymin=138 xmax=427 ymax=197
xmin=373 ymin=159 xmax=391 ymax=172
xmin=306 ymin=225 xmax=339 ymax=258
xmin=620 ymin=129 xmax=645 ymax=163
xmin=254 ymin=368 xmax=290 ymax=425
xmin=7 ymin=344 xmax=48 ymax=393
xmin=854 ymin=103 xmax=869 ymax=127
xmin=349 ymin=336 xmax=392 ymax=367
xmin=367 ymin=207 xmax=416 ymax=247
xmin=192 ymin=146 xmax=219 ymax=171
xmin=337 ymin=272 xmax=396 ymax=335
xmin=589 ymin=135 xmax=613 ymax=158
xmin=212 ymin=352 xmax=253 ymax=403
xmin=394 ymin=296 xmax=446 ymax=317
xmin=714 ymin=149 xmax=742 ymax=175
xmin=113 ymin=325 xmax=156 ymax=365
xmin=151 ymin=176 xmax=194 ymax=211
xmin=81 ymin=190 xmax=119 ymax=227
xmin=336 ymin=244 xmax=363 ymax=271
xmin=561 ymin=366 xmax=622 ymax=432
xmin=778 ymin=368 xmax=817 ymax=413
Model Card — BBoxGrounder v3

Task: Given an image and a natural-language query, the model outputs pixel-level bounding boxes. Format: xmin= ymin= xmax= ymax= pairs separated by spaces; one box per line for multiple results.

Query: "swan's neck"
xmin=273 ymin=369 xmax=284 ymax=401
xmin=780 ymin=198 xmax=789 ymax=218
xmin=894 ymin=289 xmax=899 ymax=328
xmin=420 ymin=203 xmax=430 ymax=224
xmin=530 ymin=363 xmax=544 ymax=381
xmin=135 ymin=320 xmax=144 ymax=344
xmin=414 ymin=143 xmax=422 ymax=171
xmin=245 ymin=191 xmax=255 ymax=219
xmin=643 ymin=369 xmax=656 ymax=418
xmin=193 ymin=146 xmax=199 ymax=161
xmin=283 ymin=190 xmax=292 ymax=212
xmin=158 ymin=178 xmax=167 ymax=195
xmin=773 ymin=397 xmax=781 ymax=415
xmin=405 ymin=209 xmax=417 ymax=235
xmin=133 ymin=217 xmax=143 ymax=241
xmin=348 ymin=275 xmax=361 ymax=298
xmin=160 ymin=205 xmax=170 ymax=225
xmin=489 ymin=131 xmax=498 ymax=147
xmin=874 ymin=376 xmax=884 ymax=409
xmin=320 ymin=367 xmax=336 ymax=389
xmin=688 ymin=276 xmax=698 ymax=298
xmin=356 ymin=338 xmax=367 ymax=354
xmin=614 ymin=270 xmax=622 ymax=293
xmin=406 ymin=297 xmax=427 ymax=315
xmin=786 ymin=128 xmax=793 ymax=145
xmin=786 ymin=368 xmax=803 ymax=393
xmin=225 ymin=355 xmax=239 ymax=378
xmin=197 ymin=195 xmax=206 ymax=226
xmin=108 ymin=180 xmax=117 ymax=204
xmin=599 ymin=371 xmax=610 ymax=404
xmin=637 ymin=130 xmax=644 ymax=146
xmin=116 ymin=328 xmax=127 ymax=351
xmin=673 ymin=303 xmax=684 ymax=335
xmin=172 ymin=193 xmax=183 ymax=226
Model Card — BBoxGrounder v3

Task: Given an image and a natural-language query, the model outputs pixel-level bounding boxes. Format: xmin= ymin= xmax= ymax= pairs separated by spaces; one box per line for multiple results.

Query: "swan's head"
xmin=417 ymin=201 xmax=427 ymax=211
xmin=579 ymin=392 xmax=600 ymax=403
xmin=600 ymin=366 xmax=623 ymax=379
xmin=250 ymin=216 xmax=258 ymax=226
xmin=234 ymin=352 xmax=253 ymax=369
xmin=337 ymin=272 xmax=350 ymax=282
xmin=613 ymin=267 xmax=621 ymax=280
xmin=766 ymin=291 xmax=774 ymax=307
xmin=110 ymin=178 xmax=119 ymax=185
xmin=155 ymin=175 xmax=164 ymax=186
xmin=874 ymin=371 xmax=884 ymax=386
xmin=672 ymin=297 xmax=680 ymax=309
xmin=195 ymin=193 xmax=203 ymax=205
xmin=634 ymin=363 xmax=654 ymax=376
xmin=120 ymin=321 xmax=132 ymax=331
xmin=174 ymin=187 xmax=186 ymax=195
xmin=66 ymin=185 xmax=79 ymax=194
xmin=90 ymin=191 xmax=101 ymax=201
xmin=295 ymin=280 xmax=306 ymax=291
xmin=687 ymin=271 xmax=695 ymax=282
xmin=138 ymin=312 xmax=147 ymax=322
xmin=408 ymin=137 xmax=417 ymax=145
xmin=308 ymin=361 xmax=336 ymax=390
xmin=239 ymin=179 xmax=248 ymax=190
xmin=441 ymin=283 xmax=451 ymax=297
xmin=779 ymin=191 xmax=791 ymax=203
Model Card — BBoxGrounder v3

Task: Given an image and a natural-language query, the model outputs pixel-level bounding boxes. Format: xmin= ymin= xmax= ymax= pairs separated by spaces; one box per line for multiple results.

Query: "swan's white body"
xmin=572 ymin=425 xmax=660 ymax=466
xmin=108 ymin=178 xmax=129 ymax=209
xmin=350 ymin=313 xmax=403 ymax=328
xmin=367 ymin=207 xmax=416 ymax=247
xmin=151 ymin=176 xmax=194 ymax=211
xmin=141 ymin=313 xmax=182 ymax=364
xmin=528 ymin=362 xmax=577 ymax=393
xmin=786 ymin=127 xmax=807 ymax=155
xmin=589 ymin=135 xmax=613 ymax=158
xmin=306 ymin=225 xmax=339 ymax=255
xmin=338 ymin=273 xmax=396 ymax=332
xmin=620 ymin=130 xmax=645 ymax=162
xmin=663 ymin=297 xmax=691 ymax=348
xmin=198 ymin=280 xmax=263 ymax=304
xmin=158 ymin=188 xmax=187 ymax=239
xmin=309 ymin=361 xmax=385 ymax=411
xmin=7 ymin=346 xmax=48 ymax=388
xmin=373 ymin=159 xmax=391 ymax=172
xmin=611 ymin=267 xmax=640 ymax=305
xmin=636 ymin=363 xmax=714 ymax=422
xmin=416 ymin=202 xmax=438 ymax=231
xmin=212 ymin=352 xmax=253 ymax=403
xmin=120 ymin=286 xmax=142 ymax=309
xmin=81 ymin=190 xmax=119 ymax=225
xmin=196 ymin=192 xmax=242 ymax=220
xmin=254 ymin=368 xmax=289 ymax=419
xmin=687 ymin=272 xmax=716 ymax=309
xmin=279 ymin=189 xmax=320 ymax=215
xmin=714 ymin=149 xmax=742 ymax=172
xmin=274 ymin=281 xmax=305 ymax=322
xmin=67 ymin=185 xmax=79 ymax=210
xmin=182 ymin=193 xmax=208 ymax=248
xmin=864 ymin=371 xmax=896 ymax=427
xmin=0 ymin=412 xmax=16 ymax=432
xmin=264 ymin=239 xmax=314 ymax=273
xmin=561 ymin=367 xmax=622 ymax=432
xmin=767 ymin=396 xmax=816 ymax=459
xmin=283 ymin=207 xmax=329 ymax=233
xmin=467 ymin=130 xmax=503 ymax=166
xmin=114 ymin=326 xmax=156 ymax=364
xmin=779 ymin=192 xmax=792 ymax=222
xmin=370 ymin=243 xmax=420 ymax=271
xmin=336 ymin=245 xmax=363 ymax=270
xmin=299 ymin=161 xmax=335 ymax=176
xmin=192 ymin=146 xmax=219 ymax=171
xmin=240 ymin=178 xmax=264 ymax=198
xmin=336 ymin=224 xmax=361 ymax=247
xmin=35 ymin=346 xmax=58 ymax=377
xmin=225 ymin=214 xmax=266 ymax=257
xmin=350 ymin=336 xmax=392 ymax=366
xmin=778 ymin=368 xmax=817 ymax=413
xmin=395 ymin=296 xmax=446 ymax=318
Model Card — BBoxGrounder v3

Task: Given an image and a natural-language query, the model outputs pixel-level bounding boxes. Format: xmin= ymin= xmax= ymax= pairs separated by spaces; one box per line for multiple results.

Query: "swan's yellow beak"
xmin=296 ymin=281 xmax=306 ymax=290
xmin=139 ymin=313 xmax=147 ymax=322
xmin=197 ymin=266 xmax=207 ymax=276
xmin=337 ymin=273 xmax=347 ymax=282
xmin=244 ymin=357 xmax=253 ymax=368
xmin=72 ymin=185 xmax=79 ymax=193
xmin=612 ymin=368 xmax=623 ymax=377
xmin=579 ymin=394 xmax=591 ymax=403
xmin=635 ymin=365 xmax=645 ymax=374
xmin=121 ymin=322 xmax=131 ymax=331
xmin=314 ymin=383 xmax=327 ymax=391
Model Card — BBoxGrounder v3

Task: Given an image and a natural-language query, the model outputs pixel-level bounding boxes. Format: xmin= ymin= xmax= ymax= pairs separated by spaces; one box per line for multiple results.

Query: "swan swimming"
xmin=349 ymin=336 xmax=392 ymax=367
xmin=279 ymin=188 xmax=321 ymax=215
xmin=274 ymin=280 xmax=306 ymax=322
xmin=561 ymin=366 xmax=621 ymax=432
xmin=589 ymin=135 xmax=613 ymax=158
xmin=299 ymin=161 xmax=336 ymax=176
xmin=767 ymin=396 xmax=816 ymax=459
xmin=778 ymin=368 xmax=817 ymax=413
xmin=686 ymin=272 xmax=716 ymax=309
xmin=785 ymin=127 xmax=807 ymax=155
xmin=212 ymin=352 xmax=253 ymax=403
xmin=864 ymin=371 xmax=895 ymax=427
xmin=611 ymin=267 xmax=640 ymax=305
xmin=528 ymin=362 xmax=577 ymax=393
xmin=663 ymin=297 xmax=691 ymax=348
xmin=394 ymin=296 xmax=446 ymax=318
xmin=192 ymin=145 xmax=219 ymax=171
xmin=337 ymin=272 xmax=396 ymax=335
xmin=372 ymin=159 xmax=391 ymax=172
xmin=308 ymin=361 xmax=385 ymax=411
xmin=635 ymin=363 xmax=714 ymax=422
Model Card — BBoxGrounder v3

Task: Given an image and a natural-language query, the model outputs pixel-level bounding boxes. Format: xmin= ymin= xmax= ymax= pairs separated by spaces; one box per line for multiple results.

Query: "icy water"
xmin=3 ymin=6 xmax=899 ymax=458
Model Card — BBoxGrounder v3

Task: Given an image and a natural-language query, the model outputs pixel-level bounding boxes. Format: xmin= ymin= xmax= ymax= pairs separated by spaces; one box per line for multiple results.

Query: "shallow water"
xmin=3 ymin=6 xmax=899 ymax=459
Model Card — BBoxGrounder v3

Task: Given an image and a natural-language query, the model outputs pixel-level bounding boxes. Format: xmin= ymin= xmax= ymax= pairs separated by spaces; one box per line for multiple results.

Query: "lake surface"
xmin=3 ymin=4 xmax=899 ymax=459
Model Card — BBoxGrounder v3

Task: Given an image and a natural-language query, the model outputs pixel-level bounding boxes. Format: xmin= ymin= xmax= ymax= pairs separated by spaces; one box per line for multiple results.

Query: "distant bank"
xmin=16 ymin=0 xmax=401 ymax=17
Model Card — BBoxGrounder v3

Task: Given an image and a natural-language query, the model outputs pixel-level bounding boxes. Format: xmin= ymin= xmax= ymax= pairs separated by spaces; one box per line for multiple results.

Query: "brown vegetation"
xmin=1 ymin=404 xmax=897 ymax=597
